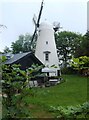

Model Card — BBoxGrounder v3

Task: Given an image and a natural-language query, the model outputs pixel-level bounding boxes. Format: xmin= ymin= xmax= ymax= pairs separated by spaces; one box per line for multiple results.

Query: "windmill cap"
xmin=39 ymin=21 xmax=53 ymax=30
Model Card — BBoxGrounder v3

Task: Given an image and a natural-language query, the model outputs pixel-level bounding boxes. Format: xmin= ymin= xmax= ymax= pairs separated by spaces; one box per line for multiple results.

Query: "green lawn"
xmin=29 ymin=75 xmax=87 ymax=118
xmin=2 ymin=74 xmax=87 ymax=118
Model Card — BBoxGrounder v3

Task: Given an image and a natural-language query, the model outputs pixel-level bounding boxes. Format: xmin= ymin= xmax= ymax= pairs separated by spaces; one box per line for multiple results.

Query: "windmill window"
xmin=46 ymin=41 xmax=48 ymax=44
xmin=45 ymin=53 xmax=49 ymax=61
xmin=43 ymin=51 xmax=51 ymax=61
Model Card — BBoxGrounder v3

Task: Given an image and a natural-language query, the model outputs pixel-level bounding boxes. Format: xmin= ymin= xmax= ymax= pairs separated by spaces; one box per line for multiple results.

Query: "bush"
xmin=49 ymin=102 xmax=89 ymax=119
xmin=1 ymin=64 xmax=30 ymax=118
xmin=61 ymin=67 xmax=77 ymax=74
xmin=1 ymin=64 xmax=43 ymax=118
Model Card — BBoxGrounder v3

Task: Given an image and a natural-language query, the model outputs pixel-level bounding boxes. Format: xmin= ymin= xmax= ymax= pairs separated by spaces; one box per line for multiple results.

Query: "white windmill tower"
xmin=31 ymin=0 xmax=61 ymax=76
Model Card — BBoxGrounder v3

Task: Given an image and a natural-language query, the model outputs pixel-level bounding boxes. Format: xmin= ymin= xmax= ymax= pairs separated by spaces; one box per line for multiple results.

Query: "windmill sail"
xmin=31 ymin=0 xmax=44 ymax=47
xmin=33 ymin=14 xmax=37 ymax=26
xmin=36 ymin=0 xmax=44 ymax=27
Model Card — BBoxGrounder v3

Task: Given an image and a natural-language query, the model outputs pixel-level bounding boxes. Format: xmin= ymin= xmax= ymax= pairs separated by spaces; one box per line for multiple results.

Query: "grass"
xmin=2 ymin=74 xmax=88 ymax=118
xmin=29 ymin=74 xmax=87 ymax=118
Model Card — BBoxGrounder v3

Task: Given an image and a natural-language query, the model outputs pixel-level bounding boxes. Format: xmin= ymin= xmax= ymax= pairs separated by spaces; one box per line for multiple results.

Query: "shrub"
xmin=61 ymin=67 xmax=77 ymax=74
xmin=49 ymin=102 xmax=89 ymax=119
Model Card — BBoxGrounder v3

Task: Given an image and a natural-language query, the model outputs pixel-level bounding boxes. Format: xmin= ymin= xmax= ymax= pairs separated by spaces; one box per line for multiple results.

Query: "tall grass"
xmin=30 ymin=75 xmax=87 ymax=107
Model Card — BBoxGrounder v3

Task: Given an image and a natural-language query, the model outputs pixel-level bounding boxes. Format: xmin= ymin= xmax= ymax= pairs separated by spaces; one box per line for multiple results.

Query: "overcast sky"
xmin=0 ymin=0 xmax=88 ymax=52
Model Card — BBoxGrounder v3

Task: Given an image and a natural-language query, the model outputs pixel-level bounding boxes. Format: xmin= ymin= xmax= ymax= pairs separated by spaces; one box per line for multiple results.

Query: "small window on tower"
xmin=43 ymin=51 xmax=50 ymax=61
xmin=45 ymin=53 xmax=49 ymax=61
xmin=46 ymin=41 xmax=48 ymax=44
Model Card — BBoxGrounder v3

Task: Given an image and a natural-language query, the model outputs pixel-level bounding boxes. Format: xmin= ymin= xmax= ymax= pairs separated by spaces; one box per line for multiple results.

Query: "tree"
xmin=0 ymin=56 xmax=7 ymax=62
xmin=73 ymin=31 xmax=89 ymax=57
xmin=55 ymin=31 xmax=82 ymax=67
xmin=71 ymin=56 xmax=89 ymax=75
xmin=1 ymin=63 xmax=43 ymax=118
xmin=82 ymin=31 xmax=89 ymax=56
xmin=11 ymin=35 xmax=24 ymax=53
xmin=2 ymin=64 xmax=29 ymax=118
xmin=3 ymin=46 xmax=11 ymax=53
xmin=11 ymin=33 xmax=36 ymax=54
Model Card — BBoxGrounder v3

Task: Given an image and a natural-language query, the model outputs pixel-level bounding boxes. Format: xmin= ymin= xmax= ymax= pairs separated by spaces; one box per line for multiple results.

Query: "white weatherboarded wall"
xmin=35 ymin=22 xmax=59 ymax=76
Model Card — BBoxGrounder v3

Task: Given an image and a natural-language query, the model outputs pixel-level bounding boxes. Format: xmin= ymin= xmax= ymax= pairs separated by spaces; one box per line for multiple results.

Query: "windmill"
xmin=30 ymin=0 xmax=62 ymax=50
xmin=30 ymin=1 xmax=61 ymax=76
xmin=53 ymin=21 xmax=62 ymax=32
xmin=30 ymin=0 xmax=44 ymax=50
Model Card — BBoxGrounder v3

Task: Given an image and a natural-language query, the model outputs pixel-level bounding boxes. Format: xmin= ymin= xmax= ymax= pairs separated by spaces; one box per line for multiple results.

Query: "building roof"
xmin=4 ymin=52 xmax=31 ymax=64
xmin=2 ymin=52 xmax=43 ymax=70
xmin=39 ymin=21 xmax=53 ymax=30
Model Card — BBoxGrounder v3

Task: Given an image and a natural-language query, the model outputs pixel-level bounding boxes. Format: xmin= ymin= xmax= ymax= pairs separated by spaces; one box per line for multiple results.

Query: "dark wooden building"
xmin=3 ymin=52 xmax=43 ymax=70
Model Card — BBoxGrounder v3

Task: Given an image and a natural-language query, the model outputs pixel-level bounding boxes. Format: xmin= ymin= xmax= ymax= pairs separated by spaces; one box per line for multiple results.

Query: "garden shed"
xmin=3 ymin=52 xmax=43 ymax=70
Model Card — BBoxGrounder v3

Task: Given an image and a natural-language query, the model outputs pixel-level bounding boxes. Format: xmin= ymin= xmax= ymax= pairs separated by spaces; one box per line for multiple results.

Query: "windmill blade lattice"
xmin=31 ymin=0 xmax=44 ymax=48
